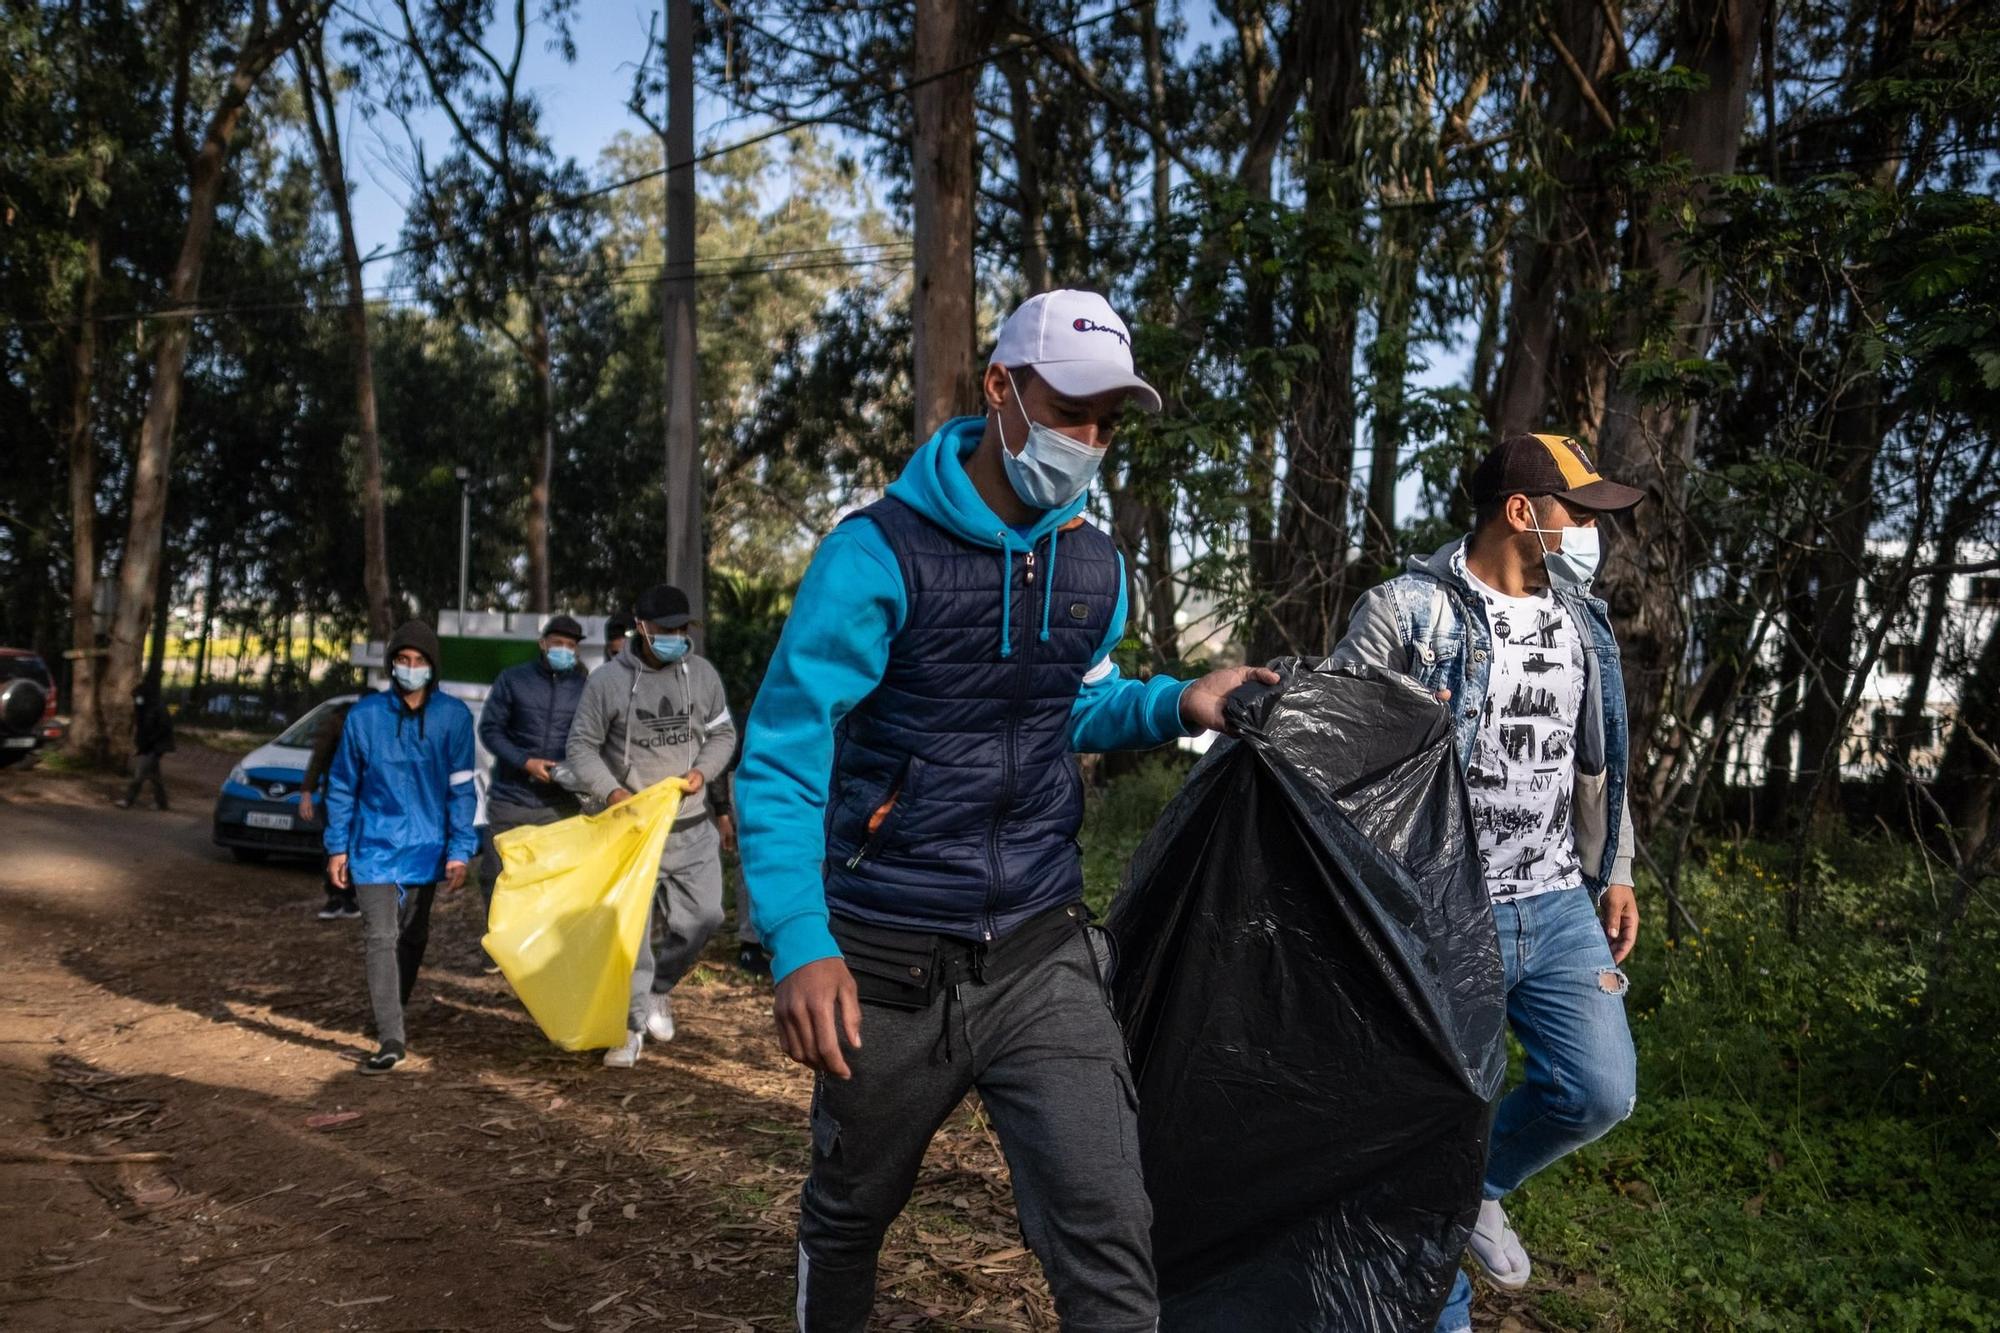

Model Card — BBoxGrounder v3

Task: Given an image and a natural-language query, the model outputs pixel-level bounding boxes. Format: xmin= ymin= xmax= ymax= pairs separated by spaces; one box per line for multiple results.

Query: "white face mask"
xmin=995 ymin=368 xmax=1108 ymax=510
xmin=1528 ymin=522 xmax=1601 ymax=589
xmin=392 ymin=663 xmax=432 ymax=692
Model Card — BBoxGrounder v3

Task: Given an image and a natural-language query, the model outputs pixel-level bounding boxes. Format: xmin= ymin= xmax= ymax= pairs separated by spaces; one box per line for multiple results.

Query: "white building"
xmin=1716 ymin=542 xmax=1998 ymax=785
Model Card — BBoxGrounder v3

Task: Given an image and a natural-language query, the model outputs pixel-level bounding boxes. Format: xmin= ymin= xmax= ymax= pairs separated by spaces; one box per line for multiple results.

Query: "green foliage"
xmin=1077 ymin=755 xmax=1195 ymax=917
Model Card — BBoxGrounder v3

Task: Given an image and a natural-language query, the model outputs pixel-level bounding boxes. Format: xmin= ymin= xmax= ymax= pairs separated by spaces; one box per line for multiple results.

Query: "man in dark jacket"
xmin=477 ymin=615 xmax=588 ymax=901
xmin=736 ymin=291 xmax=1274 ymax=1331
xmin=300 ymin=699 xmax=360 ymax=920
xmin=117 ymin=688 xmax=176 ymax=810
xmin=325 ymin=621 xmax=478 ymax=1074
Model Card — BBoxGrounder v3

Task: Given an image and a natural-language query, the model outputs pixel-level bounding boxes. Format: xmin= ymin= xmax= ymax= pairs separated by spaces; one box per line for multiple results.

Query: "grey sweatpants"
xmin=356 ymin=882 xmax=437 ymax=1047
xmin=626 ymin=819 xmax=724 ymax=1029
xmin=796 ymin=925 xmax=1156 ymax=1332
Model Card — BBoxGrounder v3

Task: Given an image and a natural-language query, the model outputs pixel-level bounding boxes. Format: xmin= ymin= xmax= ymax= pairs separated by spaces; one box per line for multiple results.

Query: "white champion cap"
xmin=988 ymin=289 xmax=1162 ymax=413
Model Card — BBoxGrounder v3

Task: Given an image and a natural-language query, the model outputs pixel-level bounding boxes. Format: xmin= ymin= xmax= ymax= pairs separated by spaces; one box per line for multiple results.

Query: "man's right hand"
xmin=327 ymin=853 xmax=349 ymax=889
xmin=524 ymin=757 xmax=555 ymax=783
xmin=607 ymin=787 xmax=633 ymax=806
xmin=773 ymin=957 xmax=862 ymax=1079
xmin=297 ymin=793 xmax=316 ymax=822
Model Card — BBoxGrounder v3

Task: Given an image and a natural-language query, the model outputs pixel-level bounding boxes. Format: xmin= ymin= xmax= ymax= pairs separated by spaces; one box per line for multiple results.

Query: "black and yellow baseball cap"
xmin=1469 ymin=432 xmax=1644 ymax=513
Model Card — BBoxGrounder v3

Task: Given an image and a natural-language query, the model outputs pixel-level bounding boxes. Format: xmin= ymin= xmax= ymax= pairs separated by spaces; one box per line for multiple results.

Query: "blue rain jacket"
xmin=323 ymin=686 xmax=479 ymax=888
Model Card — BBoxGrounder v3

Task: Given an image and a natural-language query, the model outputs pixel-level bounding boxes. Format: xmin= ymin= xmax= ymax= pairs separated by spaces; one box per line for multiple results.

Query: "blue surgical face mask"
xmin=545 ymin=646 xmax=577 ymax=672
xmin=392 ymin=663 xmax=432 ymax=692
xmin=1528 ymin=522 xmax=1602 ymax=589
xmin=996 ymin=368 xmax=1108 ymax=510
xmin=651 ymin=634 xmax=691 ymax=664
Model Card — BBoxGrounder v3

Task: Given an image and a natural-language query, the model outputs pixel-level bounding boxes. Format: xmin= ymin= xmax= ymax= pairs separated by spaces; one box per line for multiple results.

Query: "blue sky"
xmin=344 ymin=2 xmax=705 ymax=264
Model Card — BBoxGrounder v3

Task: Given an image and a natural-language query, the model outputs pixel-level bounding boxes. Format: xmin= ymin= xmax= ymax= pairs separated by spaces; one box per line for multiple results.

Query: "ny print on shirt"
xmin=1463 ymin=567 xmax=1585 ymax=901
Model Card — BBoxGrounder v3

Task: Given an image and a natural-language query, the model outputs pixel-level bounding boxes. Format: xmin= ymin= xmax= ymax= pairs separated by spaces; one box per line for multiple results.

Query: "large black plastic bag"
xmin=1107 ymin=663 xmax=1507 ymax=1331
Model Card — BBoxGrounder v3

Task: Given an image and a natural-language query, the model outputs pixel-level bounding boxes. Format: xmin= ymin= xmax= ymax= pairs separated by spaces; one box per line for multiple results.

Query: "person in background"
xmin=603 ymin=618 xmax=629 ymax=666
xmin=477 ymin=615 xmax=588 ymax=904
xmin=1326 ymin=432 xmax=1644 ymax=1332
xmin=736 ymin=290 xmax=1274 ymax=1331
xmin=324 ymin=621 xmax=478 ymax=1075
xmin=116 ymin=687 xmax=175 ymax=810
xmin=566 ymin=585 xmax=738 ymax=1068
xmin=299 ymin=698 xmax=360 ymax=920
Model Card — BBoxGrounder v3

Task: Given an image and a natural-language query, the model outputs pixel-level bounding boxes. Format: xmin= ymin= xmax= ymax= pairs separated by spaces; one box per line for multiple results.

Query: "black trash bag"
xmin=1107 ymin=662 xmax=1507 ymax=1332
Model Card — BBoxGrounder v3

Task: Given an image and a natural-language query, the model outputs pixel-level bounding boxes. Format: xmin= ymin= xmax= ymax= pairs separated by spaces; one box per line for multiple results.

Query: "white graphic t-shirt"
xmin=1461 ymin=564 xmax=1585 ymax=901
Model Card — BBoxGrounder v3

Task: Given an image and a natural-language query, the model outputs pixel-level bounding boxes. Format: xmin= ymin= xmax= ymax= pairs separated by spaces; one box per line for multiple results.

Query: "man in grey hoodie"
xmin=565 ymin=584 xmax=738 ymax=1068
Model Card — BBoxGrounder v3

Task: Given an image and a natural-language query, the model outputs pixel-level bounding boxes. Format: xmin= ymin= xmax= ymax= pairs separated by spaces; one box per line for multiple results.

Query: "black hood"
xmin=387 ymin=620 xmax=442 ymax=673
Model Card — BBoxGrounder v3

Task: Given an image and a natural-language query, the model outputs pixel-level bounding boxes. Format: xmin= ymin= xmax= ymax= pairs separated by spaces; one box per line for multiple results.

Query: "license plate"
xmin=2 ymin=736 xmax=33 ymax=748
xmin=246 ymin=812 xmax=293 ymax=831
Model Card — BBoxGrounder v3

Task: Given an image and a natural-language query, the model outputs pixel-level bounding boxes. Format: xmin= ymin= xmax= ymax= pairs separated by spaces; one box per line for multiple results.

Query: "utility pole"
xmin=661 ymin=0 xmax=704 ymax=648
xmin=455 ymin=465 xmax=471 ymax=633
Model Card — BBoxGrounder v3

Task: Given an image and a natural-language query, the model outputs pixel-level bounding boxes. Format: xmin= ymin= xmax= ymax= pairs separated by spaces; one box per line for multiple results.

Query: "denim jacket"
xmin=1325 ymin=537 xmax=1636 ymax=892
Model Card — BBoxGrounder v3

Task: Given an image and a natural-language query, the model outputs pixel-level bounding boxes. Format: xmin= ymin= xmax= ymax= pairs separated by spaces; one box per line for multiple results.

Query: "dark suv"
xmin=0 ymin=649 xmax=61 ymax=768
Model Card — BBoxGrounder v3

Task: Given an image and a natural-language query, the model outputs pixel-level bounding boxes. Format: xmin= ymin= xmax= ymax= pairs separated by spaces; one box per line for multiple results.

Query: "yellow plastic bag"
xmin=483 ymin=780 xmax=684 ymax=1051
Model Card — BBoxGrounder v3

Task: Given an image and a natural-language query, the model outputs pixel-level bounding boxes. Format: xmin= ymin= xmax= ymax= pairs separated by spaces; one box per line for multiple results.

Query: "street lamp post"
xmin=455 ymin=466 xmax=471 ymax=634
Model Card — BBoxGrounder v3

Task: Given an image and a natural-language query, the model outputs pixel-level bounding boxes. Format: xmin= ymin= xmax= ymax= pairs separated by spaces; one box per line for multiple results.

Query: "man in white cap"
xmin=736 ymin=290 xmax=1275 ymax=1330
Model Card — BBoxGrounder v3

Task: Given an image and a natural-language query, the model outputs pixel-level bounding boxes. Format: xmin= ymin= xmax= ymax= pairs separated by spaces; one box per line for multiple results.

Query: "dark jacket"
xmin=135 ymin=699 xmax=176 ymax=755
xmin=479 ymin=656 xmax=587 ymax=811
xmin=303 ymin=702 xmax=355 ymax=797
xmin=736 ymin=419 xmax=1191 ymax=981
xmin=819 ymin=494 xmax=1120 ymax=941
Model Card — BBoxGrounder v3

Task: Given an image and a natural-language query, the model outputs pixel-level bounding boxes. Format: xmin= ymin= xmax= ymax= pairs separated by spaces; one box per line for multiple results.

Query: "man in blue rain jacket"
xmin=737 ymin=290 xmax=1275 ymax=1332
xmin=325 ymin=620 xmax=478 ymax=1075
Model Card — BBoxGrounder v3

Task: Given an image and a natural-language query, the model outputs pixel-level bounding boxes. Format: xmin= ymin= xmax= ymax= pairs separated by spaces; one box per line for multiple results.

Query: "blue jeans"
xmin=1437 ymin=887 xmax=1637 ymax=1331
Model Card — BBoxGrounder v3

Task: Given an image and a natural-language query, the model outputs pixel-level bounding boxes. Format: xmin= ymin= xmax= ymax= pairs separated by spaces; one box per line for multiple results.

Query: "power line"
xmin=2 ymin=0 xmax=1145 ymax=332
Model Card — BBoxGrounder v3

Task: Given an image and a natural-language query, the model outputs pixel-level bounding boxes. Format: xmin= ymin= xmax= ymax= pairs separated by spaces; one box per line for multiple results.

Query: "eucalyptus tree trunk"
xmin=296 ymin=31 xmax=394 ymax=638
xmin=910 ymin=0 xmax=983 ymax=439
xmin=101 ymin=1 xmax=324 ymax=764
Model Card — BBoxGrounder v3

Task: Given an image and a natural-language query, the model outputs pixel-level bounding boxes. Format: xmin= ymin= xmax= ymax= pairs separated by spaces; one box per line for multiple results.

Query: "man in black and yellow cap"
xmin=1327 ymin=432 xmax=1643 ymax=1332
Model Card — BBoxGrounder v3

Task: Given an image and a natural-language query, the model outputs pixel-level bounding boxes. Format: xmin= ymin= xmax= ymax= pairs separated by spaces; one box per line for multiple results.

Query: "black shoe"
xmin=337 ymin=901 xmax=362 ymax=920
xmin=114 ymin=798 xmax=133 ymax=809
xmin=359 ymin=1043 xmax=407 ymax=1075
xmin=317 ymin=899 xmax=345 ymax=921
xmin=736 ymin=943 xmax=771 ymax=976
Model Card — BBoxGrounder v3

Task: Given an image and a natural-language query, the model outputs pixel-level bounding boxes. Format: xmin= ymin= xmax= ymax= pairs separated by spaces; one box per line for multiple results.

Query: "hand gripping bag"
xmin=1107 ymin=664 xmax=1507 ymax=1331
xmin=483 ymin=779 xmax=685 ymax=1050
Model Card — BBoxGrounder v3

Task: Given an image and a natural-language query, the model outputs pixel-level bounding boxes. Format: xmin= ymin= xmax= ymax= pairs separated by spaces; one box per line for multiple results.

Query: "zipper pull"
xmin=845 ymin=847 xmax=866 ymax=870
xmin=1024 ymin=549 xmax=1036 ymax=585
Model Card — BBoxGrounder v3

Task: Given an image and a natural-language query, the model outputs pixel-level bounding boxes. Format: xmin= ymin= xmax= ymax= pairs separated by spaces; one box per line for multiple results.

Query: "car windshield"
xmin=272 ymin=698 xmax=349 ymax=748
xmin=0 ymin=655 xmax=51 ymax=685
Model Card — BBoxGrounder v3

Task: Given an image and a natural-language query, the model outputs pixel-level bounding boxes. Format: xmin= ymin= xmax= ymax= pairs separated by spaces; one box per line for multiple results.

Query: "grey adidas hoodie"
xmin=564 ymin=644 xmax=736 ymax=820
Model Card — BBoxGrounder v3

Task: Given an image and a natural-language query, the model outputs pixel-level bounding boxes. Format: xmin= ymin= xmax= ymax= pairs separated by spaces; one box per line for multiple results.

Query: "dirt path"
xmin=0 ymin=756 xmax=1057 ymax=1332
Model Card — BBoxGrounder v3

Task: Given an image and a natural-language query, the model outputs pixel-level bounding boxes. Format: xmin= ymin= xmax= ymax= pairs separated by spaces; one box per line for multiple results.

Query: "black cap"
xmin=386 ymin=620 xmax=442 ymax=672
xmin=540 ymin=613 xmax=584 ymax=641
xmin=632 ymin=584 xmax=693 ymax=629
xmin=1469 ymin=433 xmax=1644 ymax=513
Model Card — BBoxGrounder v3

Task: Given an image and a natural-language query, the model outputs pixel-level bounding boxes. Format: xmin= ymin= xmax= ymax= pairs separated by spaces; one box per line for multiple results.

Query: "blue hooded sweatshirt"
xmin=736 ymin=417 xmax=1193 ymax=982
xmin=323 ymin=686 xmax=479 ymax=889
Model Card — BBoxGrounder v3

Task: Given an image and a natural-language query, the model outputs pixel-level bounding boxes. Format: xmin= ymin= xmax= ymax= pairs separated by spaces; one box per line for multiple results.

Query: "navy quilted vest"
xmin=822 ymin=495 xmax=1121 ymax=940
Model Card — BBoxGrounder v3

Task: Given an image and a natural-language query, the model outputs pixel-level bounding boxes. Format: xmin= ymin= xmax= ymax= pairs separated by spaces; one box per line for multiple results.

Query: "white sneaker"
xmin=644 ymin=992 xmax=676 ymax=1043
xmin=601 ymin=1030 xmax=643 ymax=1069
xmin=1467 ymin=1198 xmax=1531 ymax=1289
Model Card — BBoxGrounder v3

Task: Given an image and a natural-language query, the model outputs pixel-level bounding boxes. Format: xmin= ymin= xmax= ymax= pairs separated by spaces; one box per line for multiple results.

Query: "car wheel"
xmin=0 ymin=678 xmax=46 ymax=739
xmin=0 ymin=747 xmax=28 ymax=771
xmin=230 ymin=847 xmax=270 ymax=864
